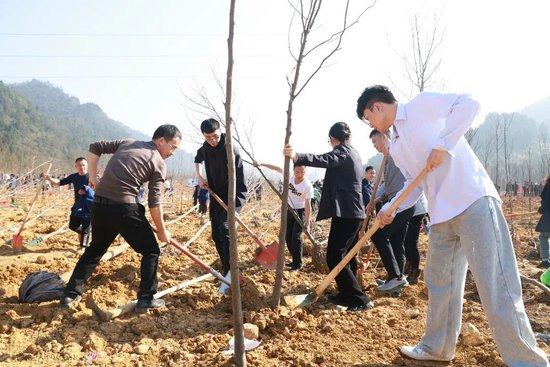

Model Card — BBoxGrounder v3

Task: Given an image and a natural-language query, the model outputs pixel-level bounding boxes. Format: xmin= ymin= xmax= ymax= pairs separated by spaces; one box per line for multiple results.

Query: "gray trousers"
xmin=420 ymin=196 xmax=549 ymax=366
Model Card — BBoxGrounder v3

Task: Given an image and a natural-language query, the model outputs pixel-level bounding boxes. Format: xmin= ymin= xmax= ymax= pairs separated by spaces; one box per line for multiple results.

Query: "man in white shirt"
xmin=356 ymin=85 xmax=549 ymax=366
xmin=254 ymin=161 xmax=313 ymax=270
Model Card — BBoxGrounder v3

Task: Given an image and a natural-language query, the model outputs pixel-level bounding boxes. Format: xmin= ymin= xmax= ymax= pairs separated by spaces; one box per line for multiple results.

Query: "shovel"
xmin=12 ymin=162 xmax=52 ymax=253
xmin=206 ymin=187 xmax=279 ymax=269
xmin=283 ymin=167 xmax=429 ymax=309
xmin=26 ymin=223 xmax=69 ymax=248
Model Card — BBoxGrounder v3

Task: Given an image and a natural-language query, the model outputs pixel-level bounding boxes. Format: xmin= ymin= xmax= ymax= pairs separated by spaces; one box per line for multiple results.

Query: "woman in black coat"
xmin=284 ymin=122 xmax=373 ymax=311
xmin=535 ymin=176 xmax=550 ymax=268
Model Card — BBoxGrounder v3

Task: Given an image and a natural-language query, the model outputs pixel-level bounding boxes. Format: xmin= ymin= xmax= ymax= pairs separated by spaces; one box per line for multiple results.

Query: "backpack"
xmin=19 ymin=271 xmax=66 ymax=303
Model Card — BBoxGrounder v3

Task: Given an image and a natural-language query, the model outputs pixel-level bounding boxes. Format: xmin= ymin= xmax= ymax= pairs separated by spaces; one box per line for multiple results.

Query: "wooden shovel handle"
xmin=313 ymin=167 xmax=429 ymax=298
xmin=206 ymin=187 xmax=267 ymax=249
xmin=16 ymin=161 xmax=53 ymax=236
xmin=360 ymin=155 xmax=387 ymax=233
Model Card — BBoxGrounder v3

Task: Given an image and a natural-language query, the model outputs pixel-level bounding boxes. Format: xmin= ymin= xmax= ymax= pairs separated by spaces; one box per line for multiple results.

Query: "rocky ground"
xmin=0 ymin=188 xmax=548 ymax=366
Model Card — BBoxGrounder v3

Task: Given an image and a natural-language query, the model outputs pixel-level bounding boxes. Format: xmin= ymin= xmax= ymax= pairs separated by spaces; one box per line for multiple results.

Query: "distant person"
xmin=194 ymin=118 xmax=247 ymax=276
xmin=362 ymin=165 xmax=375 ymax=208
xmin=357 ymin=85 xmax=548 ymax=365
xmin=535 ymin=176 xmax=550 ymax=268
xmin=254 ymin=161 xmax=313 ymax=270
xmin=45 ymin=157 xmax=90 ymax=247
xmin=61 ymin=124 xmax=181 ymax=311
xmin=284 ymin=122 xmax=373 ymax=311
xmin=71 ymin=185 xmax=95 ymax=247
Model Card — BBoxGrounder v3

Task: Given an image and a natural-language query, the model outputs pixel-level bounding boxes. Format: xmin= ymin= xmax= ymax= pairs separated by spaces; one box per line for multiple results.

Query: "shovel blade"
xmin=12 ymin=234 xmax=23 ymax=253
xmin=283 ymin=292 xmax=315 ymax=309
xmin=255 ymin=241 xmax=279 ymax=269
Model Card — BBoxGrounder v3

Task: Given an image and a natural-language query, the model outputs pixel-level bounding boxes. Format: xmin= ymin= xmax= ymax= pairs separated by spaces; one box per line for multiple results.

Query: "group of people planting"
xmin=48 ymin=85 xmax=548 ymax=366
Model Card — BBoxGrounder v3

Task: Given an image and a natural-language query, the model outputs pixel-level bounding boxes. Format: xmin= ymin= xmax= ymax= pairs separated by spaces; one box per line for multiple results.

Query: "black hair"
xmin=328 ymin=122 xmax=351 ymax=143
xmin=293 ymin=163 xmax=304 ymax=169
xmin=369 ymin=129 xmax=383 ymax=139
xmin=152 ymin=124 xmax=182 ymax=141
xmin=365 ymin=165 xmax=374 ymax=172
xmin=356 ymin=85 xmax=397 ymax=119
xmin=200 ymin=118 xmax=221 ymax=134
xmin=75 ymin=157 xmax=87 ymax=163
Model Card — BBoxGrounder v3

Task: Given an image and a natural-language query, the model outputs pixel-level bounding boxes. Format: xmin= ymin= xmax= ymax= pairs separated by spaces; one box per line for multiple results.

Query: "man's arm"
xmin=254 ymin=161 xmax=283 ymax=174
xmin=195 ymin=163 xmax=207 ymax=188
xmin=150 ymin=205 xmax=170 ymax=243
xmin=45 ymin=175 xmax=61 ymax=186
xmin=87 ymin=153 xmax=100 ymax=189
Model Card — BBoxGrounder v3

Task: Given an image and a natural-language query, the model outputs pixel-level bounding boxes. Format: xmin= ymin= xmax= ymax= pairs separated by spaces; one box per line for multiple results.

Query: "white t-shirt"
xmin=288 ymin=176 xmax=314 ymax=210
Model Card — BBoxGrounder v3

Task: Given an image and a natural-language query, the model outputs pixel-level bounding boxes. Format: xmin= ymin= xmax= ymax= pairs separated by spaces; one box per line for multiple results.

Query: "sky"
xmin=1 ymin=0 xmax=550 ymax=177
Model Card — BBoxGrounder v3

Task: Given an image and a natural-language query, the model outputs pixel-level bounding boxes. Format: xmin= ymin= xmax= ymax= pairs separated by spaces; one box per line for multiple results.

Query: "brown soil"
xmin=0 ymin=190 xmax=548 ymax=366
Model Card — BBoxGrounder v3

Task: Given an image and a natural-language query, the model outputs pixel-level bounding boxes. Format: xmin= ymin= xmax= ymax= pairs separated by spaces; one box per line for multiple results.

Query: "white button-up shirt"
xmin=381 ymin=92 xmax=500 ymax=225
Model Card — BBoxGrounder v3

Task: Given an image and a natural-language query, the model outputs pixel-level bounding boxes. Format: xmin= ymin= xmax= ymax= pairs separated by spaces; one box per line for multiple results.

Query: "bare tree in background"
xmin=502 ymin=113 xmax=514 ymax=210
xmin=224 ymin=0 xmax=246 ymax=365
xmin=271 ymin=0 xmax=377 ymax=309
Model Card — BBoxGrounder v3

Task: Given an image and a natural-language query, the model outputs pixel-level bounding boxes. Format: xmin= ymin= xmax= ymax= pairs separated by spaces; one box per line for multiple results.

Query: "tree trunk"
xmin=224 ymin=0 xmax=246 ymax=365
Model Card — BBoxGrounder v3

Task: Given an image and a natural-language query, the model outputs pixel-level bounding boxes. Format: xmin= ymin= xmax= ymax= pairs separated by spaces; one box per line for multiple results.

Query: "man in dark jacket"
xmin=362 ymin=166 xmax=375 ymax=207
xmin=194 ymin=118 xmax=247 ymax=276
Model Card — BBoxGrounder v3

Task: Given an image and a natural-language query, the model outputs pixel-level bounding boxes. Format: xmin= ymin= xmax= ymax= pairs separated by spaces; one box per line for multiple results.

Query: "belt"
xmin=94 ymin=196 xmax=122 ymax=205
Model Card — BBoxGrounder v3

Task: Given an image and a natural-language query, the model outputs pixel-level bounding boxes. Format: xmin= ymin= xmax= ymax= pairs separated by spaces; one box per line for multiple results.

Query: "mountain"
xmin=0 ymin=80 xmax=193 ymax=175
xmin=522 ymin=96 xmax=550 ymax=125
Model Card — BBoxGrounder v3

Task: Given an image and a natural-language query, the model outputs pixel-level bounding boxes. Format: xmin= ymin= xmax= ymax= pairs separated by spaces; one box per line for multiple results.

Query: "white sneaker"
xmin=378 ymin=277 xmax=408 ymax=292
xmin=400 ymin=345 xmax=453 ymax=362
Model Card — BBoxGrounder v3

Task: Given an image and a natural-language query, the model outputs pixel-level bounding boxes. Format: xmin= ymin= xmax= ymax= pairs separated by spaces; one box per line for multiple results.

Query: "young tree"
xmin=271 ymin=0 xmax=377 ymax=308
xmin=224 ymin=0 xmax=246 ymax=365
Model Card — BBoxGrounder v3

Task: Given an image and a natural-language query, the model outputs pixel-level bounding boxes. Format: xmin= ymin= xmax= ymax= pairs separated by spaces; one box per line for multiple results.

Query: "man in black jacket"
xmin=194 ymin=118 xmax=247 ymax=276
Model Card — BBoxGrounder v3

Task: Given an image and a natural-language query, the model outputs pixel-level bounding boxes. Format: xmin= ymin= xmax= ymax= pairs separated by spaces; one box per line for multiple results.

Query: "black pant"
xmin=372 ymin=206 xmax=414 ymax=280
xmin=209 ymin=202 xmax=241 ymax=275
xmin=64 ymin=202 xmax=160 ymax=301
xmin=286 ymin=208 xmax=305 ymax=266
xmin=326 ymin=217 xmax=371 ymax=307
xmin=404 ymin=214 xmax=423 ymax=269
xmin=68 ymin=213 xmax=91 ymax=246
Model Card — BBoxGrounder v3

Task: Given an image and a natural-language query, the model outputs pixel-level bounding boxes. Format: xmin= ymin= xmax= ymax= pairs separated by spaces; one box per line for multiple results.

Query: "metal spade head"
xmin=12 ymin=233 xmax=23 ymax=253
xmin=255 ymin=241 xmax=279 ymax=269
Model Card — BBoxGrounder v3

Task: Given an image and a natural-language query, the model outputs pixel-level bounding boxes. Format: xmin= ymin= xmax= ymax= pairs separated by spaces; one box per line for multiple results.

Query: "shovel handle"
xmin=313 ymin=167 xmax=429 ymax=299
xmin=168 ymin=239 xmax=230 ymax=285
xmin=360 ymin=155 xmax=387 ymax=233
xmin=16 ymin=162 xmax=53 ymax=236
xmin=206 ymin=187 xmax=267 ymax=249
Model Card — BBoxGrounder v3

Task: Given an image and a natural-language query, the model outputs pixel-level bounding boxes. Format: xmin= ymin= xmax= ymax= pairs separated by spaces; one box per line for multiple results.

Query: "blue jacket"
xmin=73 ymin=185 xmax=94 ymax=219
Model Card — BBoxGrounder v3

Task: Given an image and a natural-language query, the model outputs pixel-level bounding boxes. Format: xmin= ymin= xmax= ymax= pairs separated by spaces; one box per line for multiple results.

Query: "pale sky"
xmin=1 ymin=0 xmax=549 ymax=175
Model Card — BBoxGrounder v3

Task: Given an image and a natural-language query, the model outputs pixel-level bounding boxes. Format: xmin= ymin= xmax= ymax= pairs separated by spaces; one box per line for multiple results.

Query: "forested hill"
xmin=0 ymin=80 xmax=193 ymax=174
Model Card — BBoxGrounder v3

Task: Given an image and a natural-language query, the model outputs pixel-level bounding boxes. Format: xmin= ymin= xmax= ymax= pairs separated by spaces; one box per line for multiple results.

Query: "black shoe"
xmin=347 ymin=301 xmax=375 ymax=312
xmin=407 ymin=268 xmax=422 ymax=285
xmin=285 ymin=262 xmax=295 ymax=268
xmin=60 ymin=295 xmax=81 ymax=308
xmin=538 ymin=260 xmax=550 ymax=269
xmin=135 ymin=298 xmax=165 ymax=311
xmin=288 ymin=264 xmax=302 ymax=271
xmin=327 ymin=294 xmax=349 ymax=307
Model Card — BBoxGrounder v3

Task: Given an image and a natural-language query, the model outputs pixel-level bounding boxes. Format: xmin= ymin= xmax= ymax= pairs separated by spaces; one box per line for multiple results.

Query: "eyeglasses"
xmin=168 ymin=142 xmax=179 ymax=151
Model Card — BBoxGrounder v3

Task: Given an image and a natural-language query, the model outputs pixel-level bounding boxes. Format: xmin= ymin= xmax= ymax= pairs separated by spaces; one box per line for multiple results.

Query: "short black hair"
xmin=293 ymin=163 xmax=305 ymax=169
xmin=369 ymin=129 xmax=383 ymax=139
xmin=152 ymin=124 xmax=182 ymax=141
xmin=75 ymin=157 xmax=87 ymax=163
xmin=328 ymin=122 xmax=351 ymax=143
xmin=356 ymin=85 xmax=397 ymax=119
xmin=365 ymin=165 xmax=374 ymax=172
xmin=200 ymin=118 xmax=220 ymax=134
